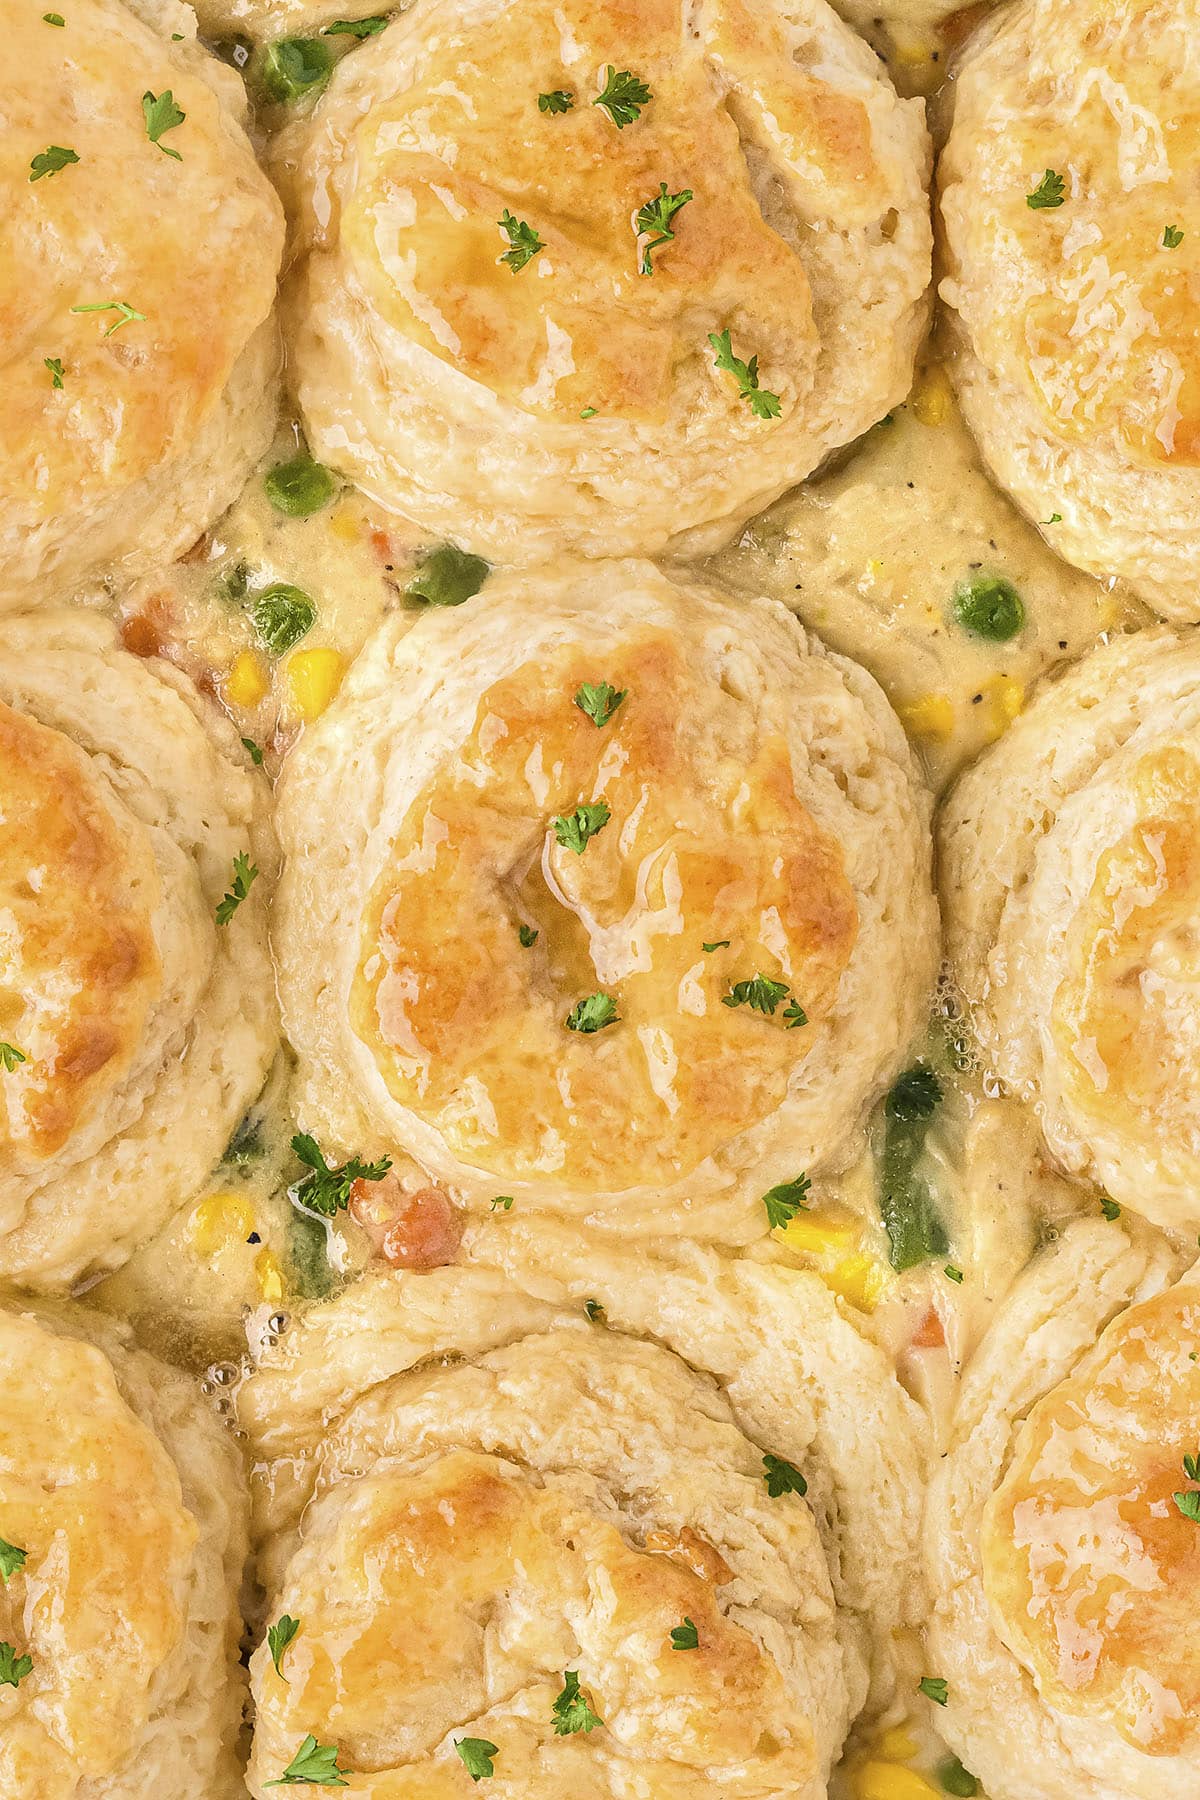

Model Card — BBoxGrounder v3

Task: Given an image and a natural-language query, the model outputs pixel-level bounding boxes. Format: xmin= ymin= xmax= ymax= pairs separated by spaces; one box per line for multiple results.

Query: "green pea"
xmin=264 ymin=455 xmax=337 ymax=517
xmin=405 ymin=544 xmax=490 ymax=608
xmin=250 ymin=584 xmax=317 ymax=655
xmin=952 ymin=573 xmax=1025 ymax=642
xmin=258 ymin=38 xmax=333 ymax=103
xmin=937 ymin=1756 xmax=978 ymax=1797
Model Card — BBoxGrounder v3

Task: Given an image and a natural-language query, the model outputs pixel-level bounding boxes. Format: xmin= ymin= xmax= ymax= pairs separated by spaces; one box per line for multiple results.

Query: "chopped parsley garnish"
xmin=455 ymin=1738 xmax=498 ymax=1782
xmin=264 ymin=455 xmax=337 ymax=516
xmin=552 ymin=800 xmax=611 ymax=854
xmin=539 ymin=89 xmax=574 ymax=113
xmin=551 ymin=1670 xmax=603 ymax=1735
xmin=708 ymin=329 xmax=781 ymax=419
xmin=1163 ymin=224 xmax=1185 ymax=248
xmin=43 ymin=11 xmax=65 ymax=21
xmin=216 ymin=851 xmax=258 ymax=925
xmin=952 ymin=573 xmax=1025 ymax=642
xmin=405 ymin=544 xmax=489 ymax=607
xmin=880 ymin=1065 xmax=948 ymax=1271
xmin=1039 ymin=512 xmax=1062 ymax=525
xmin=573 ymin=680 xmax=626 ymax=728
xmin=323 ymin=14 xmax=387 ymax=32
xmin=944 ymin=1264 xmax=964 ymax=1284
xmin=29 ymin=144 xmax=78 ymax=181
xmin=258 ymin=39 xmax=334 ymax=103
xmin=886 ymin=1064 xmax=942 ymax=1122
xmin=490 ymin=1194 xmax=514 ymax=1211
xmin=593 ymin=65 xmax=651 ymax=127
xmin=762 ymin=1173 xmax=812 ymax=1230
xmin=782 ymin=999 xmax=808 ymax=1028
xmin=762 ymin=1452 xmax=807 ymax=1497
xmin=250 ymin=583 xmax=317 ymax=655
xmin=920 ymin=1675 xmax=949 ymax=1706
xmin=267 ymin=1614 xmax=300 ymax=1679
xmin=579 ymin=406 xmax=598 ymax=419
xmin=0 ymin=1539 xmax=27 ymax=1582
xmin=290 ymin=1134 xmax=392 ymax=1217
xmin=937 ymin=1756 xmax=978 ymax=1797
xmin=518 ymin=924 xmax=539 ymax=946
xmin=70 ymin=299 xmax=145 ymax=335
xmin=1026 ymin=168 xmax=1065 ymax=210
xmin=0 ymin=1043 xmax=27 ymax=1072
xmin=0 ymin=1643 xmax=32 ymax=1689
xmin=499 ymin=209 xmax=544 ymax=272
xmin=670 ymin=1618 xmax=699 ymax=1650
xmin=1174 ymin=1453 xmax=1200 ymax=1523
xmin=722 ymin=974 xmax=788 ymax=1016
xmin=565 ymin=992 xmax=619 ymax=1034
xmin=702 ymin=940 xmax=730 ymax=953
xmin=265 ymin=1735 xmax=349 ymax=1786
xmin=1099 ymin=1195 xmax=1121 ymax=1221
xmin=242 ymin=735 xmax=264 ymax=766
xmin=142 ymin=89 xmax=185 ymax=159
xmin=44 ymin=356 xmax=64 ymax=388
xmin=635 ymin=182 xmax=692 ymax=274
xmin=585 ymin=1299 xmax=605 ymax=1321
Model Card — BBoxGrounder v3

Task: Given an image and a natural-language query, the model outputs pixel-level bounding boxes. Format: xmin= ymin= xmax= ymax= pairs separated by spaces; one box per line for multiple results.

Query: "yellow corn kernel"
xmin=255 ymin=1248 xmax=285 ymax=1304
xmin=909 ymin=365 xmax=953 ymax=428
xmin=192 ymin=1190 xmax=255 ymax=1255
xmin=224 ymin=649 xmax=269 ymax=708
xmin=899 ymin=693 xmax=955 ymax=741
xmin=777 ymin=1208 xmax=891 ymax=1312
xmin=854 ymin=1762 xmax=941 ymax=1800
xmin=286 ymin=647 xmax=345 ymax=723
xmin=876 ymin=1727 xmax=921 ymax=1763
xmin=982 ymin=674 xmax=1025 ymax=742
xmin=328 ymin=503 xmax=360 ymax=543
xmin=825 ymin=1250 xmax=891 ymax=1312
xmin=777 ymin=1210 xmax=860 ymax=1257
xmin=891 ymin=31 xmax=934 ymax=68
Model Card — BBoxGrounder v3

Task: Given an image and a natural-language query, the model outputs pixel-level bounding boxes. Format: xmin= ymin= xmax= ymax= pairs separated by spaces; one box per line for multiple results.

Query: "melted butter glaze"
xmin=352 ymin=629 xmax=856 ymax=1191
xmin=983 ymin=1282 xmax=1200 ymax=1755
xmin=340 ymin=0 xmax=893 ymax=419
xmin=0 ymin=701 xmax=160 ymax=1165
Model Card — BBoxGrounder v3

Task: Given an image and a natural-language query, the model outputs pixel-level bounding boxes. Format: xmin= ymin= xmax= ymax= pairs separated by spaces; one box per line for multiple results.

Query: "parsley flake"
xmin=585 ymin=1299 xmax=605 ymax=1321
xmin=44 ymin=11 xmax=65 ymax=21
xmin=762 ymin=1173 xmax=812 ymax=1230
xmin=44 ymin=356 xmax=64 ymax=389
xmin=1163 ymin=224 xmax=1184 ymax=249
xmin=323 ymin=14 xmax=388 ymax=32
xmin=289 ymin=1133 xmax=392 ymax=1218
xmin=455 ymin=1738 xmax=498 ymax=1781
xmin=70 ymin=299 xmax=145 ymax=335
xmin=216 ymin=851 xmax=258 ymax=925
xmin=1039 ymin=511 xmax=1062 ymax=525
xmin=1100 ymin=1195 xmax=1122 ymax=1220
xmin=491 ymin=1194 xmax=514 ymax=1211
xmin=634 ymin=182 xmax=692 ymax=274
xmin=406 ymin=544 xmax=489 ymax=608
xmin=539 ymin=89 xmax=574 ymax=113
xmin=573 ymin=680 xmax=626 ymax=727
xmin=593 ymin=65 xmax=652 ymax=127
xmin=1174 ymin=1453 xmax=1200 ymax=1523
xmin=920 ymin=1676 xmax=949 ymax=1706
xmin=1026 ymin=168 xmax=1065 ymax=210
xmin=579 ymin=406 xmax=598 ymax=418
xmin=763 ymin=1452 xmax=807 ymax=1497
xmin=142 ymin=90 xmax=185 ymax=159
xmin=0 ymin=1643 xmax=32 ymax=1689
xmin=242 ymin=735 xmax=265 ymax=766
xmin=0 ymin=1043 xmax=27 ymax=1072
xmin=566 ymin=992 xmax=619 ymax=1034
xmin=265 ymin=1735 xmax=349 ymax=1786
xmin=702 ymin=940 xmax=730 ymax=953
xmin=518 ymin=924 xmax=539 ymax=946
xmin=29 ymin=144 xmax=79 ymax=182
xmin=708 ymin=328 xmax=781 ymax=419
xmin=552 ymin=800 xmax=610 ymax=854
xmin=670 ymin=1618 xmax=699 ymax=1650
xmin=552 ymin=1669 xmax=603 ymax=1735
xmin=499 ymin=209 xmax=544 ymax=273
xmin=267 ymin=1614 xmax=300 ymax=1679
xmin=259 ymin=39 xmax=334 ymax=102
xmin=944 ymin=1264 xmax=964 ymax=1284
xmin=783 ymin=999 xmax=808 ymax=1028
xmin=723 ymin=974 xmax=788 ymax=1016
xmin=0 ymin=1539 xmax=27 ymax=1582
xmin=886 ymin=1065 xmax=942 ymax=1123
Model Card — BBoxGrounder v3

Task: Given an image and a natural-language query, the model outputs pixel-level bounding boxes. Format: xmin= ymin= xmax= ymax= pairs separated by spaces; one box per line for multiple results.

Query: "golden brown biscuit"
xmin=273 ymin=561 xmax=938 ymax=1238
xmin=240 ymin=1245 xmax=927 ymax=1795
xmin=0 ymin=0 xmax=283 ymax=604
xmin=940 ymin=628 xmax=1200 ymax=1233
xmin=0 ymin=610 xmax=276 ymax=1289
xmin=939 ymin=0 xmax=1200 ymax=619
xmin=925 ymin=1219 xmax=1198 ymax=1800
xmin=0 ymin=1303 xmax=248 ymax=1799
xmin=277 ymin=0 xmax=931 ymax=560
